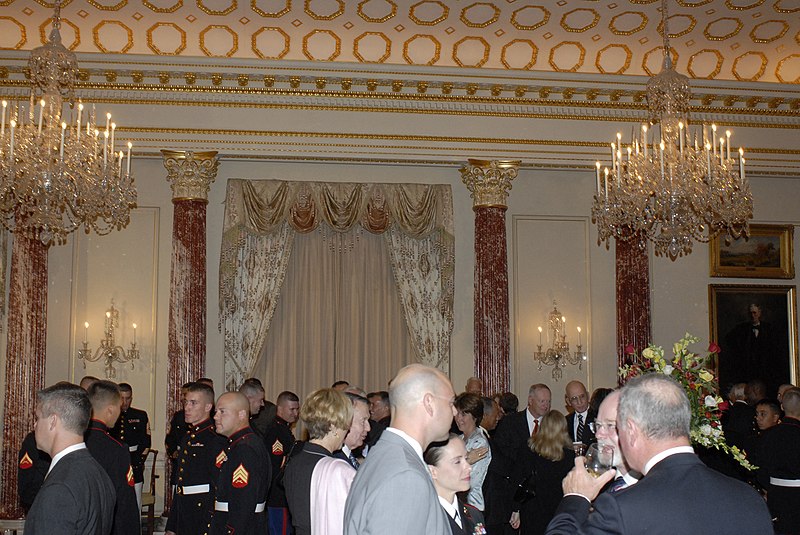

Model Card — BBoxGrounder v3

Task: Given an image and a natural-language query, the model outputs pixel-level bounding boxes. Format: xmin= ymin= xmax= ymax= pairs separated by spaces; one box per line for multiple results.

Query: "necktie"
xmin=452 ymin=508 xmax=462 ymax=529
xmin=531 ymin=418 xmax=539 ymax=437
xmin=608 ymin=476 xmax=626 ymax=493
xmin=348 ymin=452 xmax=359 ymax=470
xmin=576 ymin=413 xmax=585 ymax=442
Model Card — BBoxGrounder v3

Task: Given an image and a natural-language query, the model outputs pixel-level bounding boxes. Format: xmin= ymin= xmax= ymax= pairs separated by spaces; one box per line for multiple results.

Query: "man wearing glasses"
xmin=565 ymin=381 xmax=595 ymax=448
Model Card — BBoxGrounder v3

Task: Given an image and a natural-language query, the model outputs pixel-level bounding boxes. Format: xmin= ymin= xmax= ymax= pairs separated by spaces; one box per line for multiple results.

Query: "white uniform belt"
xmin=128 ymin=445 xmax=138 ymax=452
xmin=214 ymin=501 xmax=266 ymax=513
xmin=178 ymin=484 xmax=210 ymax=495
xmin=770 ymin=477 xmax=800 ymax=487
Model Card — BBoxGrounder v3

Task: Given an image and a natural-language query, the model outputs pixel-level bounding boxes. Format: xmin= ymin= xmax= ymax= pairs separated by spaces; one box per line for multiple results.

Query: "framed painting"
xmin=709 ymin=284 xmax=797 ymax=397
xmin=709 ymin=224 xmax=794 ymax=278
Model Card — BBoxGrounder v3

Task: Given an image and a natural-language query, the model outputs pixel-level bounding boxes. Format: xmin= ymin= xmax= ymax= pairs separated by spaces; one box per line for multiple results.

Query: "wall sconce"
xmin=78 ymin=299 xmax=140 ymax=379
xmin=533 ymin=300 xmax=586 ymax=381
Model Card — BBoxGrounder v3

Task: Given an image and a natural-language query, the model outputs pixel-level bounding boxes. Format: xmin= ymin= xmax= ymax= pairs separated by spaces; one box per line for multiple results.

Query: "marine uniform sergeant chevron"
xmin=210 ymin=392 xmax=272 ymax=535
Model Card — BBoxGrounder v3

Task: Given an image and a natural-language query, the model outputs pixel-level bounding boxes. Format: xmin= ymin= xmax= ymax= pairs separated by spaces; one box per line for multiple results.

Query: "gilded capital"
xmin=460 ymin=159 xmax=520 ymax=208
xmin=161 ymin=150 xmax=220 ymax=202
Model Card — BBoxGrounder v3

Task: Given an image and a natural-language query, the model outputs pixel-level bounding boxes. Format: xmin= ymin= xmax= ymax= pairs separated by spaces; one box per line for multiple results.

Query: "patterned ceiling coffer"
xmin=0 ymin=0 xmax=798 ymax=83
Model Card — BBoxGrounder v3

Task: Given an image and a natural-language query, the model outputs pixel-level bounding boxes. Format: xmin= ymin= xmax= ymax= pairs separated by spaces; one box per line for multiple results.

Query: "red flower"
xmin=711 ymin=421 xmax=718 ymax=428
xmin=624 ymin=344 xmax=635 ymax=355
xmin=708 ymin=342 xmax=721 ymax=354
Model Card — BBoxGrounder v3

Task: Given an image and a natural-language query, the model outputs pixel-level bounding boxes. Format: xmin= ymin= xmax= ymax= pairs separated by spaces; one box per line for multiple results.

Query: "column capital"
xmin=459 ymin=159 xmax=520 ymax=209
xmin=161 ymin=150 xmax=219 ymax=202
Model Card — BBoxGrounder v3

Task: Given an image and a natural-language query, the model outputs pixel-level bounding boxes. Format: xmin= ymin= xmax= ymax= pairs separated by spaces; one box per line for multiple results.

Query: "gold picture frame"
xmin=709 ymin=284 xmax=798 ymax=394
xmin=710 ymin=224 xmax=794 ymax=279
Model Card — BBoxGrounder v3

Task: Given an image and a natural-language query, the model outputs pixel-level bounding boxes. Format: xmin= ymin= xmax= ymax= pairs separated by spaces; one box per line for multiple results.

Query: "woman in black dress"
xmin=510 ymin=410 xmax=575 ymax=535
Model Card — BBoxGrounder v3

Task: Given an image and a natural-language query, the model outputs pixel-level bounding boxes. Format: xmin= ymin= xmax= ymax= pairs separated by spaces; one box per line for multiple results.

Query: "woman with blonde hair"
xmin=284 ymin=388 xmax=355 ymax=535
xmin=510 ymin=410 xmax=575 ymax=535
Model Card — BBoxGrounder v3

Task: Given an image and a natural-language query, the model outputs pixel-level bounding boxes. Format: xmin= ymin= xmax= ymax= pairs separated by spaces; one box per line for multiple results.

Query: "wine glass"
xmin=584 ymin=443 xmax=614 ymax=478
xmin=572 ymin=441 xmax=587 ymax=456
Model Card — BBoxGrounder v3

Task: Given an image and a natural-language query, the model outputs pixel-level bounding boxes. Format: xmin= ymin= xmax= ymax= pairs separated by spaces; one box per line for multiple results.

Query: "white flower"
xmin=704 ymin=395 xmax=718 ymax=408
xmin=663 ymin=364 xmax=674 ymax=375
xmin=699 ymin=424 xmax=713 ymax=436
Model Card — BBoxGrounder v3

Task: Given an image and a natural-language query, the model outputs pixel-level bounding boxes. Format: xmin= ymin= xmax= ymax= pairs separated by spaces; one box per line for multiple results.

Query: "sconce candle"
xmin=577 ymin=326 xmax=582 ymax=346
xmin=84 ymin=322 xmax=88 ymax=344
xmin=537 ymin=326 xmax=543 ymax=346
xmin=132 ymin=323 xmax=137 ymax=344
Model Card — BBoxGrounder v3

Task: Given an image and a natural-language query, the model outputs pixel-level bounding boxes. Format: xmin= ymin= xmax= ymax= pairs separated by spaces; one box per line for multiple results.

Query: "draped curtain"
xmin=219 ymin=180 xmax=455 ymax=391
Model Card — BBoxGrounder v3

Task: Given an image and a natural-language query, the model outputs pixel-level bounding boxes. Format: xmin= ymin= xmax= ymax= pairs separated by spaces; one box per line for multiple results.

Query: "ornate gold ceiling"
xmin=0 ymin=0 xmax=797 ymax=84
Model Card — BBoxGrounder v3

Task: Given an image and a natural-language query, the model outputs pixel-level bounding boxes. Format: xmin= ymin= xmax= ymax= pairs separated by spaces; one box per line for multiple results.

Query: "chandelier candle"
xmin=0 ymin=0 xmax=137 ymax=245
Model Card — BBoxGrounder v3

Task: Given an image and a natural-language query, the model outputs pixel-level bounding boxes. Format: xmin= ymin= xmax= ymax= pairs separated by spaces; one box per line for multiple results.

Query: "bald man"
xmin=344 ymin=364 xmax=456 ymax=535
xmin=210 ymin=392 xmax=271 ymax=535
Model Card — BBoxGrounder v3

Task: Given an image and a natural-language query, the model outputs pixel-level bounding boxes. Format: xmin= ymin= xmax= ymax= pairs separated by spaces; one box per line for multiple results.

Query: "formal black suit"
xmin=723 ymin=401 xmax=755 ymax=451
xmin=753 ymin=416 xmax=800 ymax=533
xmin=493 ymin=409 xmax=533 ymax=463
xmin=545 ymin=452 xmax=773 ymax=534
xmin=481 ymin=434 xmax=514 ymax=534
xmin=566 ymin=411 xmax=595 ymax=447
xmin=24 ymin=446 xmax=116 ymax=535
xmin=284 ymin=442 xmax=331 ymax=535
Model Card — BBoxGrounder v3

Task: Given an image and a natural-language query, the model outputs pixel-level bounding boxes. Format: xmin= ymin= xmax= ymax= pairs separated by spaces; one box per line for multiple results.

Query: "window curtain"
xmin=219 ymin=179 xmax=455 ymax=392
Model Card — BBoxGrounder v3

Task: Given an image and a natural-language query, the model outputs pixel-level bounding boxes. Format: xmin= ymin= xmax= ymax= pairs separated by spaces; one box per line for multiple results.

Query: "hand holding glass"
xmin=584 ymin=443 xmax=614 ymax=478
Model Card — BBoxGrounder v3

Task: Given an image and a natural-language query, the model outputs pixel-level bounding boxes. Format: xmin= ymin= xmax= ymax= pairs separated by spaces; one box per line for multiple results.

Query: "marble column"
xmin=616 ymin=230 xmax=652 ymax=377
xmin=460 ymin=159 xmax=519 ymax=395
xmin=161 ymin=150 xmax=218 ymax=509
xmin=0 ymin=234 xmax=48 ymax=518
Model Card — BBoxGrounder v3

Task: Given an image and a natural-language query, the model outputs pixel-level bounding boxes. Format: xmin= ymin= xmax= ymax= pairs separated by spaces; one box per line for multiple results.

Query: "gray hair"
xmin=239 ymin=381 xmax=265 ymax=397
xmin=618 ymin=374 xmax=690 ymax=440
xmin=38 ymin=383 xmax=92 ymax=435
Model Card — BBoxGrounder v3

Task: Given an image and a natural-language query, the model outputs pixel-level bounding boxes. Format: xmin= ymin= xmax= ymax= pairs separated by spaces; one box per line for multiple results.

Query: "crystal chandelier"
xmin=78 ymin=300 xmax=140 ymax=379
xmin=0 ymin=1 xmax=136 ymax=246
xmin=591 ymin=0 xmax=752 ymax=259
xmin=534 ymin=301 xmax=586 ymax=381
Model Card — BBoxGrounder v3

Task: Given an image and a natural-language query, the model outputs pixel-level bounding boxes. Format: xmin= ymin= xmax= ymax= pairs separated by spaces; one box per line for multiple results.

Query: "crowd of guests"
xmin=15 ymin=366 xmax=798 ymax=535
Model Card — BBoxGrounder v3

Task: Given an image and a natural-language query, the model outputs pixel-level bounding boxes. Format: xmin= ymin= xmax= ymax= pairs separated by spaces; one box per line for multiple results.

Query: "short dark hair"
xmin=38 ymin=383 xmax=91 ymax=435
xmin=498 ymin=392 xmax=519 ymax=414
xmin=117 ymin=382 xmax=133 ymax=394
xmin=756 ymin=398 xmax=782 ymax=417
xmin=367 ymin=391 xmax=389 ymax=405
xmin=239 ymin=381 xmax=265 ymax=397
xmin=187 ymin=382 xmax=215 ymax=404
xmin=277 ymin=391 xmax=299 ymax=404
xmin=332 ymin=380 xmax=349 ymax=388
xmin=196 ymin=377 xmax=214 ymax=387
xmin=181 ymin=382 xmax=194 ymax=389
xmin=244 ymin=377 xmax=263 ymax=388
xmin=345 ymin=392 xmax=369 ymax=408
xmin=482 ymin=396 xmax=497 ymax=416
xmin=454 ymin=392 xmax=484 ymax=426
xmin=88 ymin=380 xmax=121 ymax=411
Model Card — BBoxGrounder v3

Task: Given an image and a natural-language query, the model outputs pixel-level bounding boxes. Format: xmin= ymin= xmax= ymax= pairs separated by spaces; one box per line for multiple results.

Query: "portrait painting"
xmin=709 ymin=284 xmax=797 ymax=398
xmin=709 ymin=224 xmax=794 ymax=278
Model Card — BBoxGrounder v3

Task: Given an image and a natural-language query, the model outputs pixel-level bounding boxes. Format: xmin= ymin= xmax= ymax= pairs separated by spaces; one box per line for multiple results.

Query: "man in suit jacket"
xmin=334 ymin=393 xmax=371 ymax=470
xmin=25 ymin=382 xmax=115 ymax=535
xmin=545 ymin=374 xmax=773 ymax=535
xmin=565 ymin=381 xmax=595 ymax=447
xmin=494 ymin=383 xmax=551 ymax=463
xmin=344 ymin=364 xmax=456 ymax=535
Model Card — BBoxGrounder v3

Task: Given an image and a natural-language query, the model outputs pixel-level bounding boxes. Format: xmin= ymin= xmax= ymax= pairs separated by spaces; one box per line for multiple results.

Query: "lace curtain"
xmin=219 ymin=179 xmax=455 ymax=390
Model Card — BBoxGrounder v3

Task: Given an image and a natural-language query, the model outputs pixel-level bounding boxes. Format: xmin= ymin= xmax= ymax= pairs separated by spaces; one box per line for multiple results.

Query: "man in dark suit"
xmin=494 ymin=383 xmax=551 ymax=463
xmin=545 ymin=374 xmax=773 ymax=534
xmin=85 ymin=381 xmax=139 ymax=535
xmin=565 ymin=381 xmax=595 ymax=448
xmin=344 ymin=364 xmax=456 ymax=535
xmin=334 ymin=393 xmax=371 ymax=470
xmin=364 ymin=390 xmax=391 ymax=448
xmin=240 ymin=378 xmax=277 ymax=437
xmin=25 ymin=383 xmax=115 ymax=535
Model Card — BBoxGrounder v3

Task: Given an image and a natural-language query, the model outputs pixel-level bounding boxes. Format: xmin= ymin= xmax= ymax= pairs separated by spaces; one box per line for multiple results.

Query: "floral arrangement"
xmin=619 ymin=333 xmax=755 ymax=471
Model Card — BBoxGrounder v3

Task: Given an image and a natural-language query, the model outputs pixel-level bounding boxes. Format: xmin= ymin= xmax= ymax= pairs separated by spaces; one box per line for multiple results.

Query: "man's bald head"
xmin=390 ymin=364 xmax=450 ymax=410
xmin=388 ymin=364 xmax=456 ymax=448
xmin=214 ymin=392 xmax=251 ymax=437
xmin=782 ymin=388 xmax=800 ymax=418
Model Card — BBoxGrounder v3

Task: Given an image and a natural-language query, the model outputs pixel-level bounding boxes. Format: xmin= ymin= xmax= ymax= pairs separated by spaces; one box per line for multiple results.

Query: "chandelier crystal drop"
xmin=591 ymin=0 xmax=752 ymax=260
xmin=0 ymin=1 xmax=136 ymax=246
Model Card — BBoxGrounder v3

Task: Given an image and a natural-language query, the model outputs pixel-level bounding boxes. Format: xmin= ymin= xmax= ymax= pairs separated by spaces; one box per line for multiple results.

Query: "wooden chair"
xmin=140 ymin=449 xmax=159 ymax=535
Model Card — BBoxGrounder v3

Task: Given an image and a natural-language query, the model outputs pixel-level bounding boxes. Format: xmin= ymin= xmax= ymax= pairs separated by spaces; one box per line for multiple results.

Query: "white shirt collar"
xmin=47 ymin=442 xmax=87 ymax=475
xmin=341 ymin=444 xmax=352 ymax=457
xmin=438 ymin=495 xmax=461 ymax=527
xmin=526 ymin=409 xmax=540 ymax=434
xmin=621 ymin=470 xmax=639 ymax=486
xmin=643 ymin=445 xmax=694 ymax=475
xmin=386 ymin=427 xmax=424 ymax=463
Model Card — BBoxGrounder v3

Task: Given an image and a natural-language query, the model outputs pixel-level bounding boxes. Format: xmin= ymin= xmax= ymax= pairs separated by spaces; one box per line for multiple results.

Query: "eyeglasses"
xmin=589 ymin=421 xmax=616 ymax=434
xmin=568 ymin=394 xmax=588 ymax=403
